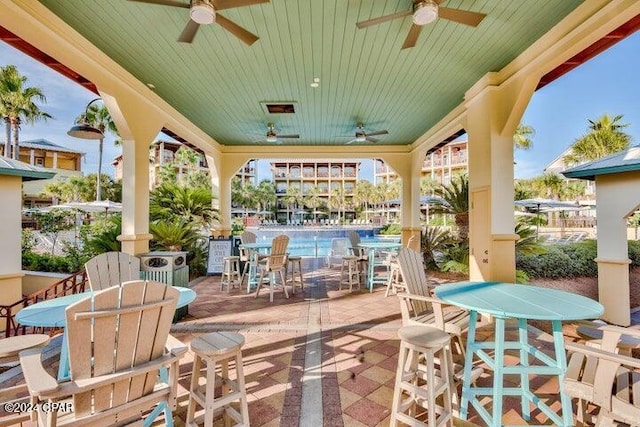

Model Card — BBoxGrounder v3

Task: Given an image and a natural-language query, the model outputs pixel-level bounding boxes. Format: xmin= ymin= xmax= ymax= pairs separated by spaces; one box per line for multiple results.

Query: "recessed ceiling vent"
xmin=261 ymin=101 xmax=297 ymax=114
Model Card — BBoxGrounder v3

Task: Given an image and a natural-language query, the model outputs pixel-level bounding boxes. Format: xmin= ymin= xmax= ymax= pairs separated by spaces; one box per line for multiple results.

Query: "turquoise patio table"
xmin=239 ymin=241 xmax=273 ymax=292
xmin=434 ymin=281 xmax=603 ymax=427
xmin=356 ymin=241 xmax=402 ymax=292
xmin=16 ymin=286 xmax=196 ymax=380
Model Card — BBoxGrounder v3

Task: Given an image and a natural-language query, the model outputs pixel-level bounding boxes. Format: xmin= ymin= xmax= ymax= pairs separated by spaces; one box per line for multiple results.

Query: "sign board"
xmin=207 ymin=238 xmax=232 ymax=275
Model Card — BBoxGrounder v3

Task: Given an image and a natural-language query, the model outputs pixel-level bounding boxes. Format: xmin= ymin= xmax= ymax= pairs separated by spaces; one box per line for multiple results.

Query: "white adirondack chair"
xmin=84 ymin=251 xmax=140 ymax=291
xmin=19 ymin=280 xmax=187 ymax=426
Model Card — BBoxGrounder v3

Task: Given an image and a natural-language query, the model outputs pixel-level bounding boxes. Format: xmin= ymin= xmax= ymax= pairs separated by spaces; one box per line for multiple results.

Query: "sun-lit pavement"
xmin=166 ymin=259 xmax=582 ymax=426
xmin=1 ymin=259 xmax=595 ymax=426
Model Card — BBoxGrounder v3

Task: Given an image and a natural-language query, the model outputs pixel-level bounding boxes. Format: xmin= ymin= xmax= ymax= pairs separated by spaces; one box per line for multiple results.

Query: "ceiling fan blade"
xmin=366 ymin=130 xmax=388 ymax=137
xmin=178 ymin=20 xmax=200 ymax=43
xmin=438 ymin=7 xmax=486 ymax=27
xmin=214 ymin=0 xmax=269 ymax=11
xmin=278 ymin=134 xmax=300 ymax=139
xmin=216 ymin=14 xmax=259 ymax=46
xmin=345 ymin=139 xmax=357 ymax=145
xmin=401 ymin=24 xmax=423 ymax=49
xmin=366 ymin=136 xmax=380 ymax=143
xmin=127 ymin=0 xmax=189 ymax=8
xmin=356 ymin=10 xmax=412 ymax=29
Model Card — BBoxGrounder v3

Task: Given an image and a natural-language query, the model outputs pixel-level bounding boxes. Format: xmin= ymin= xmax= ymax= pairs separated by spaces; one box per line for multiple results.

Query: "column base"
xmin=595 ymin=258 xmax=631 ymax=326
xmin=117 ymin=233 xmax=153 ymax=256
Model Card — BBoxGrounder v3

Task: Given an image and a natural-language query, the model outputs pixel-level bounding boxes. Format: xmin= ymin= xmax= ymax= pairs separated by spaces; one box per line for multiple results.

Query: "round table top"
xmin=16 ymin=286 xmax=196 ymax=328
xmin=435 ymin=281 xmax=604 ymax=321
xmin=357 ymin=241 xmax=402 ymax=249
xmin=239 ymin=242 xmax=273 ymax=250
xmin=0 ymin=334 xmax=50 ymax=359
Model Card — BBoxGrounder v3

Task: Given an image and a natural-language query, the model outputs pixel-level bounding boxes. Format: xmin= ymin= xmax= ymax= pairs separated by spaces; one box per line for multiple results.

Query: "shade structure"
xmin=515 ymin=198 xmax=580 ymax=238
xmin=295 ymin=210 xmax=309 ymax=215
xmin=514 ymin=198 xmax=579 ymax=211
xmin=52 ymin=200 xmax=122 ymax=213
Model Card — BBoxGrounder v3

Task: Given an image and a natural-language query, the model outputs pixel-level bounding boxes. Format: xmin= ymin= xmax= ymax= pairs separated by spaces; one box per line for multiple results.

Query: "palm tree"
xmin=354 ymin=180 xmax=374 ymax=214
xmin=150 ymin=183 xmax=216 ymax=226
xmin=514 ymin=124 xmax=535 ymax=151
xmin=303 ymin=186 xmax=323 ymax=222
xmin=74 ymin=101 xmax=119 ymax=200
xmin=0 ymin=65 xmax=52 ymax=159
xmin=174 ymin=146 xmax=202 ymax=184
xmin=255 ymin=179 xmax=276 ymax=213
xmin=564 ymin=114 xmax=632 ymax=165
xmin=284 ymin=186 xmax=302 ymax=221
xmin=329 ymin=186 xmax=346 ymax=222
xmin=431 ymin=174 xmax=470 ymax=240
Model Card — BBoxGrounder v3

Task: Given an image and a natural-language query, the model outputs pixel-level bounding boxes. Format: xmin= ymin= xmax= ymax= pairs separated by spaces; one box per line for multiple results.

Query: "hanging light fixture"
xmin=67 ymin=98 xmax=104 ymax=140
xmin=189 ymin=0 xmax=216 ymax=25
xmin=412 ymin=0 xmax=439 ymax=26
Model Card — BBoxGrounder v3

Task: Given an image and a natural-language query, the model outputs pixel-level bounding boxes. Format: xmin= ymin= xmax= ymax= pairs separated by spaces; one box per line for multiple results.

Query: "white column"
xmin=52 ymin=152 xmax=58 ymax=169
xmin=29 ymin=149 xmax=35 ymax=165
xmin=101 ymin=91 xmax=163 ymax=256
xmin=593 ymin=172 xmax=640 ymax=326
xmin=465 ymin=74 xmax=536 ymax=282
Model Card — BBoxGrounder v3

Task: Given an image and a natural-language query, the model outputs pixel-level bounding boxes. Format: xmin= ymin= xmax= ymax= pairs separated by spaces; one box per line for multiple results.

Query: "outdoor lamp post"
xmin=67 ymin=97 xmax=105 ymax=201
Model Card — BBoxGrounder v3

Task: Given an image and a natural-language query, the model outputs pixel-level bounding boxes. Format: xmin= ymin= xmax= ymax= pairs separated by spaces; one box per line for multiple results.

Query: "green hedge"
xmin=22 ymin=251 xmax=89 ymax=274
xmin=517 ymin=239 xmax=640 ymax=279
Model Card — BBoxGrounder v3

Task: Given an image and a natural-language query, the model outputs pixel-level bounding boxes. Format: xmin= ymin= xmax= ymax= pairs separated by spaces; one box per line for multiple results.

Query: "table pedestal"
xmin=460 ymin=311 xmax=573 ymax=426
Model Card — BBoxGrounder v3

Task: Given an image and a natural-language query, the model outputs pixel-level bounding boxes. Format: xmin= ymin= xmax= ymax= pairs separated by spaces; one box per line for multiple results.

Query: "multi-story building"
xmin=2 ymin=138 xmax=84 ymax=207
xmin=113 ymin=140 xmax=208 ymax=189
xmin=113 ymin=140 xmax=258 ymax=190
xmin=544 ymin=148 xmax=596 ymax=197
xmin=375 ymin=140 xmax=468 ymax=185
xmin=270 ymin=159 xmax=360 ymax=223
xmin=236 ymin=159 xmax=258 ymax=186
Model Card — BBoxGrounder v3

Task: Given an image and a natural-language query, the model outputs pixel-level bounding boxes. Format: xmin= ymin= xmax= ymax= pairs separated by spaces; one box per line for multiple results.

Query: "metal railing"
xmin=0 ymin=270 xmax=88 ymax=337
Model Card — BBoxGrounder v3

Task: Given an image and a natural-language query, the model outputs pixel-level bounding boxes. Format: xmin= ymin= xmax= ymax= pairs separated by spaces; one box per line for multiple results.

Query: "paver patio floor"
xmin=1 ymin=258 xmax=598 ymax=426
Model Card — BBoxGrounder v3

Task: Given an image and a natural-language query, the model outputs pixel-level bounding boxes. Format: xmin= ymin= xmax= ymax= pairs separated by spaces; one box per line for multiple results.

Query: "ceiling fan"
xmin=127 ymin=0 xmax=268 ymax=45
xmin=345 ymin=123 xmax=389 ymax=144
xmin=260 ymin=123 xmax=300 ymax=144
xmin=356 ymin=0 xmax=486 ymax=49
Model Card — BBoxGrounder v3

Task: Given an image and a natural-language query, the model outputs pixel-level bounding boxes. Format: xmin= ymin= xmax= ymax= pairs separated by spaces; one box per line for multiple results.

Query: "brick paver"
xmin=0 ymin=257 xmax=597 ymax=426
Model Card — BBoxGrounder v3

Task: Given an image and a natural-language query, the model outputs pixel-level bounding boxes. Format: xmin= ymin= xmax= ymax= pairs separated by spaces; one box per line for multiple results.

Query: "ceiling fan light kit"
xmin=265 ymin=133 xmax=278 ymax=143
xmin=189 ymin=0 xmax=215 ymax=25
xmin=412 ymin=1 xmax=438 ymax=26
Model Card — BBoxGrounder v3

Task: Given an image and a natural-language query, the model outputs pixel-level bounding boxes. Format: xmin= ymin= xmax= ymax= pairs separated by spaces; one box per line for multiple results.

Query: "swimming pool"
xmin=249 ymin=229 xmax=400 ymax=258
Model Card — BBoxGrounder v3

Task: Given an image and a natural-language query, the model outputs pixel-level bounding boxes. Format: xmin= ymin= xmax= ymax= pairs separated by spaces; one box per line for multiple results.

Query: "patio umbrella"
xmin=515 ymin=198 xmax=580 ymax=237
xmin=52 ymin=200 xmax=123 ymax=214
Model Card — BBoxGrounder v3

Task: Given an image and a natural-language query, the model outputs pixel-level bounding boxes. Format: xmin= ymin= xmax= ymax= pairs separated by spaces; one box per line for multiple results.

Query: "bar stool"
xmin=0 ymin=334 xmax=50 ymax=426
xmin=340 ymin=256 xmax=360 ymax=291
xmin=221 ymin=256 xmax=240 ymax=292
xmin=186 ymin=332 xmax=250 ymax=427
xmin=391 ymin=325 xmax=454 ymax=427
xmin=287 ymin=255 xmax=304 ymax=294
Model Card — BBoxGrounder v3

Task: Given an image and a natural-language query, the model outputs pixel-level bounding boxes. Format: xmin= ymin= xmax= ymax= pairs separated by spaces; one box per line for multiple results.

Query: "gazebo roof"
xmin=562 ymin=145 xmax=640 ymax=181
xmin=0 ymin=156 xmax=56 ymax=181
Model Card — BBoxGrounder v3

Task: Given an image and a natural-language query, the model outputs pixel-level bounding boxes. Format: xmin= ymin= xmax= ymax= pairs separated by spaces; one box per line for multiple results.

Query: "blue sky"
xmin=1 ymin=31 xmax=638 ymax=181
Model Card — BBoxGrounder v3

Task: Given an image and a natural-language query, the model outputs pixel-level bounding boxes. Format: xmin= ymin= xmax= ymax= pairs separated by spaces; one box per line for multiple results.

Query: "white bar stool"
xmin=339 ymin=256 xmax=360 ymax=292
xmin=186 ymin=332 xmax=250 ymax=427
xmin=221 ymin=256 xmax=241 ymax=292
xmin=391 ymin=325 xmax=454 ymax=427
xmin=287 ymin=255 xmax=304 ymax=294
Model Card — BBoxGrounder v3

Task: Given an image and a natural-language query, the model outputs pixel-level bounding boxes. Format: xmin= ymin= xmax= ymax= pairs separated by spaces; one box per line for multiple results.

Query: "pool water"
xmin=250 ymin=229 xmax=400 ymax=258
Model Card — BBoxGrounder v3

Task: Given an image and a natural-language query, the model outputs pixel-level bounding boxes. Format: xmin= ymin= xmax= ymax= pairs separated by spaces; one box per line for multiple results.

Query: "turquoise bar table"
xmin=357 ymin=241 xmax=402 ymax=292
xmin=239 ymin=241 xmax=272 ymax=292
xmin=434 ymin=281 xmax=603 ymax=427
xmin=16 ymin=286 xmax=196 ymax=380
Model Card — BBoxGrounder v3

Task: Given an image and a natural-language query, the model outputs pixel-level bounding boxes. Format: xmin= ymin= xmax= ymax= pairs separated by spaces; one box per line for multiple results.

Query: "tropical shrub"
xmin=380 ymin=223 xmax=402 ymax=235
xmin=421 ymin=226 xmax=454 ymax=270
xmin=80 ymin=215 xmax=122 ymax=256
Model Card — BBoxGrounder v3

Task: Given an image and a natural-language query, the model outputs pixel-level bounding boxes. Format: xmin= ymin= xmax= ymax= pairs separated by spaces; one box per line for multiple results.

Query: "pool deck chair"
xmin=84 ymin=251 xmax=141 ymax=291
xmin=19 ymin=280 xmax=187 ymax=427
xmin=326 ymin=238 xmax=349 ymax=268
